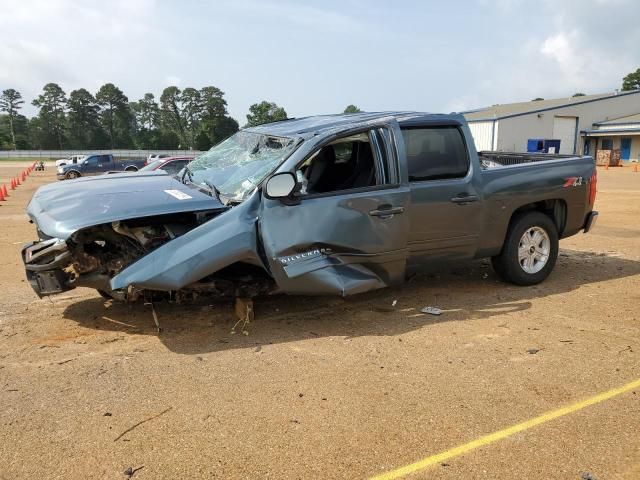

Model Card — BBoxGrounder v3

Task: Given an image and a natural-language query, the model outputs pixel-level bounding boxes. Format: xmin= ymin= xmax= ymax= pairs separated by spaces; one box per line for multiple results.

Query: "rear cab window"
xmin=401 ymin=126 xmax=469 ymax=182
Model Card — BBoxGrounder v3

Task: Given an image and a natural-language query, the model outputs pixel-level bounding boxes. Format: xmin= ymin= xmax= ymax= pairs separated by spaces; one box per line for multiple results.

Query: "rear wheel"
xmin=491 ymin=211 xmax=558 ymax=286
xmin=65 ymin=171 xmax=80 ymax=179
xmin=125 ymin=166 xmax=138 ymax=172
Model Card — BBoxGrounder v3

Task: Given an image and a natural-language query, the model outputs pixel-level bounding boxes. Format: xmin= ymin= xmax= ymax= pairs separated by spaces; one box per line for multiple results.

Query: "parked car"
xmin=23 ymin=112 xmax=597 ymax=305
xmin=138 ymin=156 xmax=195 ymax=175
xmin=55 ymin=155 xmax=86 ymax=168
xmin=57 ymin=154 xmax=146 ymax=180
xmin=146 ymin=153 xmax=170 ymax=165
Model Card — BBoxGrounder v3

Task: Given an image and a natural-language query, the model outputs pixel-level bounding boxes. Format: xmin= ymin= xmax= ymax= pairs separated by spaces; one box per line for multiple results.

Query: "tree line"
xmin=0 ymin=84 xmax=297 ymax=151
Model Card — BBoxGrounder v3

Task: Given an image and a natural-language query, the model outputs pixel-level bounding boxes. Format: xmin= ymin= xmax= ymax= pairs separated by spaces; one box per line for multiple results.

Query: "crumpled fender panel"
xmin=276 ymin=249 xmax=406 ymax=296
xmin=110 ymin=195 xmax=262 ymax=291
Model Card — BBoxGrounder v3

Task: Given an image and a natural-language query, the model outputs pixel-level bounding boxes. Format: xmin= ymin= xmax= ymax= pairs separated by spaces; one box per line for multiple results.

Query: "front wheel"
xmin=491 ymin=211 xmax=559 ymax=286
xmin=65 ymin=171 xmax=80 ymax=180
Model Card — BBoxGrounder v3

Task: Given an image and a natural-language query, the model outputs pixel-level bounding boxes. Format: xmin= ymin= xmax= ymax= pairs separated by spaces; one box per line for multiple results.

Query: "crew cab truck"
xmin=23 ymin=112 xmax=597 ymax=304
xmin=57 ymin=154 xmax=145 ymax=180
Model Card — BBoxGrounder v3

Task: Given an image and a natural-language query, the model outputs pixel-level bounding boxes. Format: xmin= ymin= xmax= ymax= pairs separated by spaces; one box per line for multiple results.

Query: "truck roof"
xmin=244 ymin=111 xmax=465 ymax=137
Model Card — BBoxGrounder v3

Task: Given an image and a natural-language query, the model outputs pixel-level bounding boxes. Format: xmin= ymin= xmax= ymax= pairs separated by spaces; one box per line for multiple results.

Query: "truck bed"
xmin=479 ymin=151 xmax=579 ymax=167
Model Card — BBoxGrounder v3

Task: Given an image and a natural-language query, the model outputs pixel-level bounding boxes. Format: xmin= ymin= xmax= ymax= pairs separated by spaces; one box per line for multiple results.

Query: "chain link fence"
xmin=0 ymin=150 xmax=204 ymax=160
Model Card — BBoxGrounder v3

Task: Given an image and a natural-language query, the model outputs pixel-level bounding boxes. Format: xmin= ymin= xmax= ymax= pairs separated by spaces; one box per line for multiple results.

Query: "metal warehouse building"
xmin=463 ymin=90 xmax=640 ymax=162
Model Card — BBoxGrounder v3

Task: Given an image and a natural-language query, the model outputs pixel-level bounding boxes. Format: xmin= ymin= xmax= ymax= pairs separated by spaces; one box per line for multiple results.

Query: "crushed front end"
xmin=23 ymin=238 xmax=74 ymax=297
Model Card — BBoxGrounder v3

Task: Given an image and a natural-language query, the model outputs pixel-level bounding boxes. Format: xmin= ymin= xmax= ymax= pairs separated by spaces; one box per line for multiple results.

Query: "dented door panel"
xmin=258 ymin=187 xmax=411 ymax=296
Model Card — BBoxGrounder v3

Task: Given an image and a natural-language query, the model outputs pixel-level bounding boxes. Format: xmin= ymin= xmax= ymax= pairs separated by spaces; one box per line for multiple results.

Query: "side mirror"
xmin=265 ymin=172 xmax=297 ymax=199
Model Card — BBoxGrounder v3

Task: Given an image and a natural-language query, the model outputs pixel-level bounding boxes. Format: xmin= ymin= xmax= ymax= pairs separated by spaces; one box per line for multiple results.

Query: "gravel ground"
xmin=0 ymin=166 xmax=638 ymax=479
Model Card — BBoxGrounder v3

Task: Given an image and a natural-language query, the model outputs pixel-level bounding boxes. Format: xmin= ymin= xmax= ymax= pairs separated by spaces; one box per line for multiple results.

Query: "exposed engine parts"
xmin=23 ymin=210 xmax=275 ymax=303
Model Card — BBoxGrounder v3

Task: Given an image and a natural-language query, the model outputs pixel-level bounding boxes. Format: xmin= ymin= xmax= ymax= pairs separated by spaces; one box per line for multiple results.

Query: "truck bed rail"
xmin=479 ymin=151 xmax=578 ymax=167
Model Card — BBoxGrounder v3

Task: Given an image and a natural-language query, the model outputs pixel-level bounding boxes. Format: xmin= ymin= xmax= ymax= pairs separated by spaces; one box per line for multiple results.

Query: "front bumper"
xmin=22 ymin=239 xmax=74 ymax=297
xmin=583 ymin=211 xmax=598 ymax=233
xmin=56 ymin=173 xmax=66 ymax=180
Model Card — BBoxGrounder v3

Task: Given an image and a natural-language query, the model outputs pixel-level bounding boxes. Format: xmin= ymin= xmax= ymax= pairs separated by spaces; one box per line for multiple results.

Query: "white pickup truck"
xmin=54 ymin=155 xmax=86 ymax=168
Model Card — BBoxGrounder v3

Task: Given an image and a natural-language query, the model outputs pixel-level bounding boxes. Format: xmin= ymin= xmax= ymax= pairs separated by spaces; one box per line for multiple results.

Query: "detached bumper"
xmin=583 ymin=211 xmax=598 ymax=233
xmin=22 ymin=239 xmax=74 ymax=297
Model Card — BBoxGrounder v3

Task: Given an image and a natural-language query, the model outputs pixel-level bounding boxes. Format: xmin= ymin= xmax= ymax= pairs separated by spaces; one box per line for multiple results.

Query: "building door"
xmin=553 ymin=116 xmax=578 ymax=154
xmin=621 ymin=137 xmax=632 ymax=161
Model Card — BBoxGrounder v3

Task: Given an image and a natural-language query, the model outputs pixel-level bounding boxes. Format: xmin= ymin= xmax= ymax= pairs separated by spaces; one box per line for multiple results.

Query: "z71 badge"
xmin=563 ymin=177 xmax=583 ymax=187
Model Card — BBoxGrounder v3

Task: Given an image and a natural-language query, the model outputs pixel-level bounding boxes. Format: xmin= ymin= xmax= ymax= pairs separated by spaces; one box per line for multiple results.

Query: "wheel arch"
xmin=509 ymin=199 xmax=567 ymax=237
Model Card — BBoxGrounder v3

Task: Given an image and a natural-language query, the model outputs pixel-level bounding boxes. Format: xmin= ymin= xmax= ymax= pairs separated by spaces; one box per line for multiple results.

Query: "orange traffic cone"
xmin=10 ymin=179 xmax=15 ymax=190
xmin=22 ymin=171 xmax=26 ymax=181
xmin=0 ymin=188 xmax=4 ymax=201
xmin=634 ymin=164 xmax=638 ymax=173
xmin=2 ymin=185 xmax=8 ymax=197
xmin=16 ymin=176 xmax=21 ymax=186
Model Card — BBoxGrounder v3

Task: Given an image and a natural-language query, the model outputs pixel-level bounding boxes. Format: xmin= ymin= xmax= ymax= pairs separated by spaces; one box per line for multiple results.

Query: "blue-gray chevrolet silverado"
xmin=23 ymin=112 xmax=598 ymax=304
xmin=57 ymin=154 xmax=145 ymax=180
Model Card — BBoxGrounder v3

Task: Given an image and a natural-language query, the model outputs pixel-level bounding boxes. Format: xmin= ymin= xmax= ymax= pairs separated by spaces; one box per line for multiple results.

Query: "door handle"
xmin=369 ymin=206 xmax=405 ymax=217
xmin=450 ymin=194 xmax=479 ymax=204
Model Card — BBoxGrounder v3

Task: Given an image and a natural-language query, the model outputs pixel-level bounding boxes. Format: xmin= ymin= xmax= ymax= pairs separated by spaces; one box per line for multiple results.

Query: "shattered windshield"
xmin=187 ymin=131 xmax=298 ymax=202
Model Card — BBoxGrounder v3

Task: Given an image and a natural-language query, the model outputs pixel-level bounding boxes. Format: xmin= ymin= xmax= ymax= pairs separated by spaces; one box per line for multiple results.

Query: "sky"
xmin=1 ymin=0 xmax=639 ymax=123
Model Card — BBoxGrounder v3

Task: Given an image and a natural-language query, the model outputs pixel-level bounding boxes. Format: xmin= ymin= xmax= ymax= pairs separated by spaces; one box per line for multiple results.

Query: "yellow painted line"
xmin=371 ymin=378 xmax=640 ymax=480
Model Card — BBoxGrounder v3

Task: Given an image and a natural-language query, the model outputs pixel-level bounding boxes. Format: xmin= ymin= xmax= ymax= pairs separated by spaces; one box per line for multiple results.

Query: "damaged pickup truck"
xmin=23 ymin=112 xmax=598 ymax=306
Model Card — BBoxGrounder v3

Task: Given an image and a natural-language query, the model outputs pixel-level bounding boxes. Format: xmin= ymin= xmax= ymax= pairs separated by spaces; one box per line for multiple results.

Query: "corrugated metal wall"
xmin=467 ymin=121 xmax=497 ymax=151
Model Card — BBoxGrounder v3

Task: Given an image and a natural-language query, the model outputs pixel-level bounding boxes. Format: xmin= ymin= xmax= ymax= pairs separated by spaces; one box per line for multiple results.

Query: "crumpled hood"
xmin=27 ymin=172 xmax=226 ymax=239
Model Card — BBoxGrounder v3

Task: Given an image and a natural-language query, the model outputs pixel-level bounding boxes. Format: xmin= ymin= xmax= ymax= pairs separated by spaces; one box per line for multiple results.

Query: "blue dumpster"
xmin=527 ymin=138 xmax=561 ymax=153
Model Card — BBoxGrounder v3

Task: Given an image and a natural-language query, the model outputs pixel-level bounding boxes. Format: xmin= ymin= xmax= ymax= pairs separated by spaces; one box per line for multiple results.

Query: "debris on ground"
xmin=114 ymin=407 xmax=173 ymax=442
xmin=231 ymin=297 xmax=254 ymax=335
xmin=580 ymin=471 xmax=597 ymax=480
xmin=420 ymin=306 xmax=443 ymax=316
xmin=123 ymin=466 xmax=144 ymax=478
xmin=527 ymin=348 xmax=540 ymax=355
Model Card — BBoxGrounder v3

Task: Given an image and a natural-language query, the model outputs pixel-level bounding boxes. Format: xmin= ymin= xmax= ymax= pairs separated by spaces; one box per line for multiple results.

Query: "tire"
xmin=491 ymin=211 xmax=559 ymax=286
xmin=97 ymin=289 xmax=113 ymax=299
xmin=125 ymin=166 xmax=138 ymax=172
xmin=65 ymin=170 xmax=80 ymax=179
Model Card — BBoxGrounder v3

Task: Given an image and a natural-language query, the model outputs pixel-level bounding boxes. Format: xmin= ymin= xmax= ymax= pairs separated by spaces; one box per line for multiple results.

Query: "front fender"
xmin=110 ymin=194 xmax=264 ymax=291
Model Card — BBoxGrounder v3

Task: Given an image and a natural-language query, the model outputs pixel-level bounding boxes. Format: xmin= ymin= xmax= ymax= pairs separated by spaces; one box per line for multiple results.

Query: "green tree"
xmin=198 ymin=86 xmax=238 ymax=148
xmin=67 ymin=88 xmax=103 ymax=148
xmin=181 ymin=87 xmax=202 ymax=148
xmin=0 ymin=89 xmax=25 ymax=149
xmin=96 ymin=83 xmax=133 ymax=148
xmin=572 ymin=93 xmax=586 ymax=97
xmin=343 ymin=104 xmax=362 ymax=113
xmin=160 ymin=86 xmax=185 ymax=146
xmin=32 ymin=83 xmax=67 ymax=149
xmin=133 ymin=93 xmax=160 ymax=130
xmin=246 ymin=101 xmax=287 ymax=127
xmin=622 ymin=68 xmax=640 ymax=91
xmin=532 ymin=97 xmax=544 ymax=101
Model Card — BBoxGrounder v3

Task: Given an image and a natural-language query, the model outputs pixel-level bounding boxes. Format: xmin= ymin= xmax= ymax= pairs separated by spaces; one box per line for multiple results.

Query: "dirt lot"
xmin=0 ymin=165 xmax=639 ymax=479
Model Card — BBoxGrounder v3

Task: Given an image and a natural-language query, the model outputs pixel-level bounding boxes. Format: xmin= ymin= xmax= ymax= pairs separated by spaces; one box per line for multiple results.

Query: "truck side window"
xmin=401 ymin=126 xmax=469 ymax=182
xmin=298 ymin=130 xmax=384 ymax=195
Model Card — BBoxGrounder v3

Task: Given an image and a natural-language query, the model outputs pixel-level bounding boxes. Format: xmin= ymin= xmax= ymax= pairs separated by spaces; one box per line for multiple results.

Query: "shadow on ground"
xmin=62 ymin=249 xmax=640 ymax=354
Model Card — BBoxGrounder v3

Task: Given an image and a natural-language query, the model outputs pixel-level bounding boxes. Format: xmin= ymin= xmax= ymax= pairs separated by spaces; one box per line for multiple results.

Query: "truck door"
xmin=259 ymin=125 xmax=410 ymax=296
xmin=80 ymin=155 xmax=101 ymax=175
xmin=400 ymin=124 xmax=483 ymax=266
